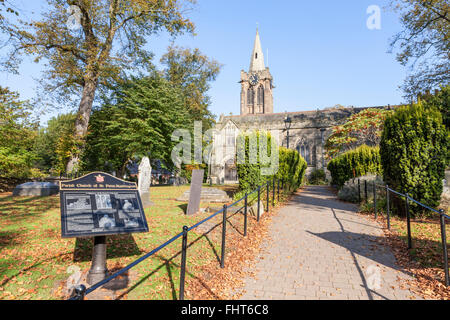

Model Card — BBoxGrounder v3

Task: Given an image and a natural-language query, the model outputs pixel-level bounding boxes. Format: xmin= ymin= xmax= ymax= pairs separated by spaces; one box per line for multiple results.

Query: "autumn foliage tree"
xmin=82 ymin=73 xmax=192 ymax=176
xmin=325 ymin=108 xmax=393 ymax=159
xmin=1 ymin=0 xmax=196 ymax=173
xmin=389 ymin=0 xmax=449 ymax=100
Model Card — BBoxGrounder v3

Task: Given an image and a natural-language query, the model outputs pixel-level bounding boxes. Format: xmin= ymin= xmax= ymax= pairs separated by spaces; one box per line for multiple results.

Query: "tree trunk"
xmin=66 ymin=77 xmax=98 ymax=174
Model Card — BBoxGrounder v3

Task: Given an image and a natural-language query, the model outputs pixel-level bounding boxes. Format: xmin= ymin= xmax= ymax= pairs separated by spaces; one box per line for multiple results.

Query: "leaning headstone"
xmin=441 ymin=170 xmax=450 ymax=205
xmin=138 ymin=157 xmax=152 ymax=207
xmin=249 ymin=200 xmax=265 ymax=218
xmin=13 ymin=182 xmax=59 ymax=197
xmin=186 ymin=170 xmax=204 ymax=215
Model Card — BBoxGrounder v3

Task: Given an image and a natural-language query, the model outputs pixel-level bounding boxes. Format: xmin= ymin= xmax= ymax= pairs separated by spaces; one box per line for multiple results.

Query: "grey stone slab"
xmin=177 ymin=186 xmax=231 ymax=204
xmin=13 ymin=182 xmax=59 ymax=197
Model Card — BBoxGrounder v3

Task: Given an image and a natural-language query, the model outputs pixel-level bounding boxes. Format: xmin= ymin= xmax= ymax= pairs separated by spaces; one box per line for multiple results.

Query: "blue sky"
xmin=0 ymin=0 xmax=407 ymax=124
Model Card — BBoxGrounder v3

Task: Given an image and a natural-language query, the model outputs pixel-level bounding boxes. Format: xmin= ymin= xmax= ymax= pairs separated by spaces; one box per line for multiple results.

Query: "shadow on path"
xmin=307 ymin=207 xmax=414 ymax=300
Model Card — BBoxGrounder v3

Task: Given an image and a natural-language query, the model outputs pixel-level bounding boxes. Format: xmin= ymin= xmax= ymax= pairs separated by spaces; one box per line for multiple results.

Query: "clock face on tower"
xmin=249 ymin=73 xmax=259 ymax=86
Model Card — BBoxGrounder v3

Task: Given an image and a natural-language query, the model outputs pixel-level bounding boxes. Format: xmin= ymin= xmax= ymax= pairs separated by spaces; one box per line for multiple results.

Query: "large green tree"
xmin=419 ymin=85 xmax=450 ymax=129
xmin=2 ymin=0 xmax=196 ymax=173
xmin=34 ymin=113 xmax=77 ymax=175
xmin=161 ymin=45 xmax=222 ymax=129
xmin=0 ymin=87 xmax=41 ymax=178
xmin=389 ymin=0 xmax=449 ymax=100
xmin=82 ymin=73 xmax=192 ymax=176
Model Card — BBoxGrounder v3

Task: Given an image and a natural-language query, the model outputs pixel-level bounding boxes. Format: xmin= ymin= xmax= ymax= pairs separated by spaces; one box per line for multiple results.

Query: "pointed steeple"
xmin=249 ymin=28 xmax=265 ymax=72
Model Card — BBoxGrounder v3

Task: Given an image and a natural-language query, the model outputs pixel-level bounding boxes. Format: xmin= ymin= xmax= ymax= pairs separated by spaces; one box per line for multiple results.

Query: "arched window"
xmin=247 ymin=88 xmax=254 ymax=105
xmin=297 ymin=140 xmax=311 ymax=165
xmin=225 ymin=158 xmax=237 ymax=181
xmin=225 ymin=125 xmax=235 ymax=147
xmin=257 ymin=86 xmax=264 ymax=105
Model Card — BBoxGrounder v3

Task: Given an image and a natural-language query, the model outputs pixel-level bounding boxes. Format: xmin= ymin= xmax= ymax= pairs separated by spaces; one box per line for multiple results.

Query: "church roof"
xmin=249 ymin=29 xmax=266 ymax=72
xmin=219 ymin=106 xmax=394 ymax=125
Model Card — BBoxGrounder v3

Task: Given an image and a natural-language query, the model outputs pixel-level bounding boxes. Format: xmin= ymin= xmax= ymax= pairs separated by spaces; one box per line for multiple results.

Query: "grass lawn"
xmin=0 ymin=184 xmax=261 ymax=300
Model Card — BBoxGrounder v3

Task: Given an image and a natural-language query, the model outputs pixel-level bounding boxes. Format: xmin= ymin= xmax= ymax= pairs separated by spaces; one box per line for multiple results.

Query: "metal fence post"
xmin=439 ymin=210 xmax=449 ymax=286
xmin=179 ymin=226 xmax=188 ymax=300
xmin=266 ymin=181 xmax=270 ymax=212
xmin=364 ymin=180 xmax=368 ymax=203
xmin=257 ymin=186 xmax=261 ymax=222
xmin=358 ymin=179 xmax=361 ymax=203
xmin=277 ymin=178 xmax=280 ymax=202
xmin=71 ymin=285 xmax=86 ymax=300
xmin=220 ymin=205 xmax=227 ymax=268
xmin=405 ymin=193 xmax=412 ymax=249
xmin=386 ymin=185 xmax=390 ymax=230
xmin=373 ymin=182 xmax=377 ymax=219
xmin=272 ymin=178 xmax=275 ymax=207
xmin=244 ymin=193 xmax=248 ymax=237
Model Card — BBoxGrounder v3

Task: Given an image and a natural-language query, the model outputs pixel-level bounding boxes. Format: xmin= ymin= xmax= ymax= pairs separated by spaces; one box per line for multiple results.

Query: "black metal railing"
xmin=70 ymin=177 xmax=289 ymax=300
xmin=355 ymin=178 xmax=449 ymax=287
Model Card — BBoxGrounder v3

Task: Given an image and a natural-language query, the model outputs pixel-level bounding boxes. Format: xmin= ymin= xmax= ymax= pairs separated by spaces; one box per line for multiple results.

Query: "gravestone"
xmin=59 ymin=172 xmax=149 ymax=284
xmin=13 ymin=181 xmax=59 ymax=197
xmin=186 ymin=169 xmax=204 ymax=216
xmin=177 ymin=187 xmax=231 ymax=203
xmin=249 ymin=200 xmax=265 ymax=218
xmin=138 ymin=157 xmax=152 ymax=207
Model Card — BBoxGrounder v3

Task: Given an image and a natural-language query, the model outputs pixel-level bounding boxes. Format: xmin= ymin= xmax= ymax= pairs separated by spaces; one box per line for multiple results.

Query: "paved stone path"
xmin=237 ymin=186 xmax=421 ymax=300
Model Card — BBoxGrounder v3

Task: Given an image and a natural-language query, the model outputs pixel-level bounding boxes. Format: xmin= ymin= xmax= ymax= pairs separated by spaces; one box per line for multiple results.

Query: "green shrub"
xmin=327 ymin=145 xmax=382 ymax=188
xmin=276 ymin=147 xmax=307 ymax=191
xmin=308 ymin=169 xmax=327 ymax=185
xmin=236 ymin=131 xmax=307 ymax=194
xmin=380 ymin=103 xmax=448 ymax=216
xmin=236 ymin=131 xmax=269 ymax=192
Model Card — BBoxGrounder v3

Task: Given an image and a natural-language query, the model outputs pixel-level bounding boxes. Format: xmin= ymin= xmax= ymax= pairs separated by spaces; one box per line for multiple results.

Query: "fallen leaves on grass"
xmin=360 ymin=211 xmax=450 ymax=300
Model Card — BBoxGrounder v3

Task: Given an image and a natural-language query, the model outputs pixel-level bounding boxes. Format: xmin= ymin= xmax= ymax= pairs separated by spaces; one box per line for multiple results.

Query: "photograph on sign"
xmin=66 ymin=195 xmax=91 ymax=210
xmin=95 ymin=193 xmax=113 ymax=210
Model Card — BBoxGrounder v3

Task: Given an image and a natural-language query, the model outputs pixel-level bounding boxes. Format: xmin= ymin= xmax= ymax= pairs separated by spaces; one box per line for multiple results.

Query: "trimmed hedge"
xmin=380 ymin=103 xmax=448 ymax=215
xmin=276 ymin=147 xmax=307 ymax=191
xmin=236 ymin=131 xmax=307 ymax=194
xmin=327 ymin=145 xmax=382 ymax=188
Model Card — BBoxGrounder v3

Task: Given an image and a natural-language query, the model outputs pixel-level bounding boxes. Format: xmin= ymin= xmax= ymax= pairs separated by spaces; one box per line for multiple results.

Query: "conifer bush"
xmin=236 ymin=131 xmax=307 ymax=194
xmin=380 ymin=103 xmax=448 ymax=215
xmin=327 ymin=145 xmax=382 ymax=188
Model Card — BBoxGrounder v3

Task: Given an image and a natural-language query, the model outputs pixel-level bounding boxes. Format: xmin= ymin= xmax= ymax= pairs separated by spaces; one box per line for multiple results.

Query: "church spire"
xmin=249 ymin=28 xmax=265 ymax=72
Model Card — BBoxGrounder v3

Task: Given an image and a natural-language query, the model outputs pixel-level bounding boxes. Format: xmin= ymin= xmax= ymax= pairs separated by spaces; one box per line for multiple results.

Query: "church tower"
xmin=240 ymin=29 xmax=274 ymax=115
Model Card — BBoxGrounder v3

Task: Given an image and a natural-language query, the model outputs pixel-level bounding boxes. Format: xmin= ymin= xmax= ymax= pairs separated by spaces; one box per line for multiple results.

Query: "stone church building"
xmin=209 ymin=30 xmax=388 ymax=185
